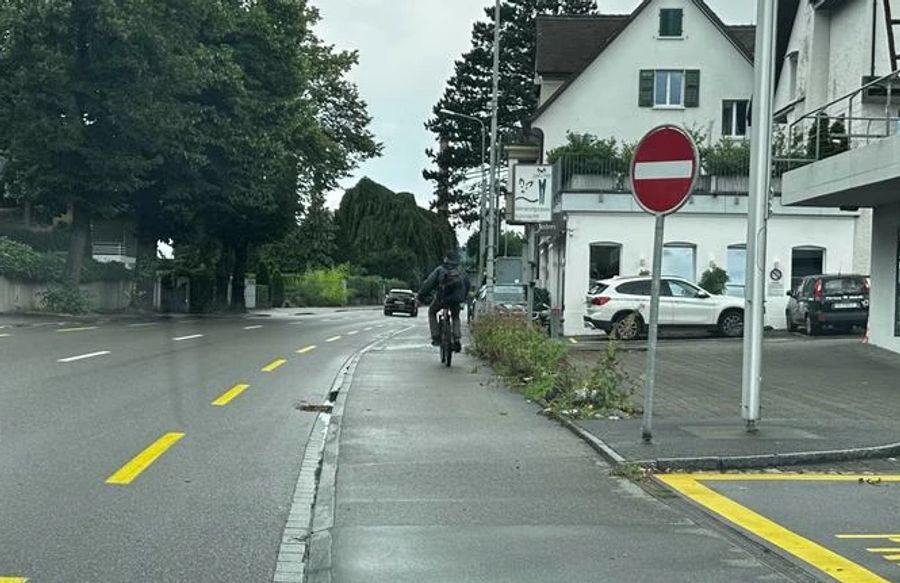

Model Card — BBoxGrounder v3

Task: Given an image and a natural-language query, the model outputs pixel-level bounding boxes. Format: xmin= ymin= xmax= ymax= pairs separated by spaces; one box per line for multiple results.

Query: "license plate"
xmin=833 ymin=302 xmax=857 ymax=309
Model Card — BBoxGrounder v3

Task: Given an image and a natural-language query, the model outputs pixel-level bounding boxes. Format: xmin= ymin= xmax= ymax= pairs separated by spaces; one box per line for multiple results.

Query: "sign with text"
xmin=630 ymin=125 xmax=698 ymax=215
xmin=511 ymin=164 xmax=553 ymax=224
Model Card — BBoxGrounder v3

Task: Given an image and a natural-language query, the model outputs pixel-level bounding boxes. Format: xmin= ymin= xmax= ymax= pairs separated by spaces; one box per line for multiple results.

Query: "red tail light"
xmin=591 ymin=296 xmax=611 ymax=306
xmin=813 ymin=278 xmax=823 ymax=301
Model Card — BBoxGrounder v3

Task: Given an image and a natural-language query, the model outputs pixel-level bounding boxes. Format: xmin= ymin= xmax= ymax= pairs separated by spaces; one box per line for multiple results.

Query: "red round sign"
xmin=630 ymin=125 xmax=699 ymax=215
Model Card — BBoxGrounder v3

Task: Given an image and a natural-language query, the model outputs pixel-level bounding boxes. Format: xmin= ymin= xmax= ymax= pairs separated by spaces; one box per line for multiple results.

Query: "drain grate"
xmin=299 ymin=403 xmax=333 ymax=413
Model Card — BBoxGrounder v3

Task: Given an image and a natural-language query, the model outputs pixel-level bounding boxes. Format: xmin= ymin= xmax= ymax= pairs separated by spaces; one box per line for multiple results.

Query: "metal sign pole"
xmin=641 ymin=213 xmax=665 ymax=442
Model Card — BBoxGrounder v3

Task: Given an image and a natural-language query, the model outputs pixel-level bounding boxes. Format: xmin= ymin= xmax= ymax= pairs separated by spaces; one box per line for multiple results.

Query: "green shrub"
xmin=699 ymin=264 xmax=729 ymax=295
xmin=471 ymin=314 xmax=636 ymax=416
xmin=283 ymin=265 xmax=349 ymax=307
xmin=0 ymin=224 xmax=70 ymax=252
xmin=40 ymin=284 xmax=91 ymax=315
xmin=82 ymin=259 xmax=132 ymax=283
xmin=0 ymin=237 xmax=65 ymax=282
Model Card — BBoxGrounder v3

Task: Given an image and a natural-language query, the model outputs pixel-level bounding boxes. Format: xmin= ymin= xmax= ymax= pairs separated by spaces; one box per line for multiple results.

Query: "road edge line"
xmin=273 ymin=325 xmax=412 ymax=583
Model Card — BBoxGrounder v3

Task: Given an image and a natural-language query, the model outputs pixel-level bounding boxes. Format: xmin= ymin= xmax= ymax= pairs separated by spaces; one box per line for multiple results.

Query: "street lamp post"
xmin=438 ymin=109 xmax=487 ymax=280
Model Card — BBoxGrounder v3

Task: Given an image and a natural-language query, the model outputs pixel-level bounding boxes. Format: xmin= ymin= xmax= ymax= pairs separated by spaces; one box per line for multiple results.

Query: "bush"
xmin=0 ymin=224 xmax=70 ymax=252
xmin=283 ymin=265 xmax=349 ymax=307
xmin=40 ymin=284 xmax=91 ymax=315
xmin=471 ymin=314 xmax=636 ymax=417
xmin=82 ymin=259 xmax=132 ymax=283
xmin=346 ymin=275 xmax=409 ymax=305
xmin=0 ymin=237 xmax=65 ymax=282
xmin=699 ymin=264 xmax=729 ymax=295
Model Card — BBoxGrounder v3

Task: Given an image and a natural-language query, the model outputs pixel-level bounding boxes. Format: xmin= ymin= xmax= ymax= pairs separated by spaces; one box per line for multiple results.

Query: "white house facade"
xmin=778 ymin=0 xmax=900 ymax=353
xmin=528 ymin=0 xmax=868 ymax=337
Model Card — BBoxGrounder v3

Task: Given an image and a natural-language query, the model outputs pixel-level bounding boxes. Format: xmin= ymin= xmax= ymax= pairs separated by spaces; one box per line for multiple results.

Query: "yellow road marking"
xmin=212 ymin=384 xmax=250 ymax=406
xmin=261 ymin=358 xmax=287 ymax=372
xmin=0 ymin=577 xmax=28 ymax=582
xmin=883 ymin=554 xmax=900 ymax=560
xmin=105 ymin=432 xmax=185 ymax=485
xmin=296 ymin=345 xmax=317 ymax=354
xmin=867 ymin=548 xmax=900 ymax=552
xmin=683 ymin=473 xmax=900 ymax=482
xmin=57 ymin=326 xmax=98 ymax=333
xmin=659 ymin=474 xmax=890 ymax=583
xmin=325 ymin=336 xmax=341 ymax=343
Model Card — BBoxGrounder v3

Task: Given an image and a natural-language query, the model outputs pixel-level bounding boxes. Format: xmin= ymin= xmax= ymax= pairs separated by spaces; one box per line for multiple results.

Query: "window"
xmin=726 ymin=245 xmax=746 ymax=297
xmin=617 ymin=280 xmax=651 ymax=296
xmin=791 ymin=247 xmax=825 ymax=291
xmin=639 ymin=70 xmax=699 ymax=107
xmin=659 ymin=8 xmax=683 ymax=37
xmin=722 ymin=100 xmax=749 ymax=137
xmin=589 ymin=243 xmax=621 ymax=284
xmin=662 ymin=243 xmax=696 ymax=282
xmin=668 ymin=280 xmax=701 ymax=298
xmin=655 ymin=70 xmax=683 ymax=106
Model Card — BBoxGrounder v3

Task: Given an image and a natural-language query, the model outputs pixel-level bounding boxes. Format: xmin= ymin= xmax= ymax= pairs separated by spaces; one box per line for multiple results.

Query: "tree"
xmin=423 ymin=0 xmax=596 ymax=225
xmin=334 ymin=178 xmax=456 ymax=287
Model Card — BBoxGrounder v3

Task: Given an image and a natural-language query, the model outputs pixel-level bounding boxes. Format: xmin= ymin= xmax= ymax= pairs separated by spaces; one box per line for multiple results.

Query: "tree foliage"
xmin=334 ymin=178 xmax=456 ymax=287
xmin=0 ymin=0 xmax=379 ymax=310
xmin=424 ymin=0 xmax=596 ymax=225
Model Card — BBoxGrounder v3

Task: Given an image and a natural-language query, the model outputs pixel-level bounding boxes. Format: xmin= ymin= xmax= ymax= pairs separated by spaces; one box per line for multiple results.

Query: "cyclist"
xmin=417 ymin=250 xmax=470 ymax=352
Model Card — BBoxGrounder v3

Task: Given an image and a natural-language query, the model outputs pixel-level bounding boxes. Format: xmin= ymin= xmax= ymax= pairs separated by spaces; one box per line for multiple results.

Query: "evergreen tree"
xmin=423 ymin=0 xmax=596 ymax=225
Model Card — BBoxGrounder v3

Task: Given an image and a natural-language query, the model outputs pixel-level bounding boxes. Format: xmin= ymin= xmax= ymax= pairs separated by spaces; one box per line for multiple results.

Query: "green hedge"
xmin=0 ymin=236 xmax=65 ymax=281
xmin=346 ymin=275 xmax=408 ymax=305
xmin=0 ymin=224 xmax=70 ymax=252
xmin=283 ymin=267 xmax=348 ymax=307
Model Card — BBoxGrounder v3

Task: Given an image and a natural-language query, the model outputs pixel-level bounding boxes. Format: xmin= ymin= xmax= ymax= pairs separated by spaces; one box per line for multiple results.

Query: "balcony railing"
xmin=92 ymin=242 xmax=128 ymax=257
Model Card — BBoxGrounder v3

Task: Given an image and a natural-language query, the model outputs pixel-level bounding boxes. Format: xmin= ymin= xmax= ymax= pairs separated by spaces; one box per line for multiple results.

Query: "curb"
xmin=554 ymin=416 xmax=900 ymax=471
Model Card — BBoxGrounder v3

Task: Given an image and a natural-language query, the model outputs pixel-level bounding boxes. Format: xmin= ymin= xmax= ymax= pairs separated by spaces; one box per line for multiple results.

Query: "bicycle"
xmin=439 ymin=305 xmax=453 ymax=367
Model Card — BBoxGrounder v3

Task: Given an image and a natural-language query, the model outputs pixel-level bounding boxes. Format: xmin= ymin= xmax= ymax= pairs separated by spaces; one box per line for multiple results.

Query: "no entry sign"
xmin=630 ymin=125 xmax=698 ymax=215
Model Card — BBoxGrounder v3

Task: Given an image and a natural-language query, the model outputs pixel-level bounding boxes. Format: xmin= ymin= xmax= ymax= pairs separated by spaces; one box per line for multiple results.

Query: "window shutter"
xmin=673 ymin=9 xmax=683 ymax=36
xmin=639 ymin=70 xmax=654 ymax=107
xmin=685 ymin=70 xmax=700 ymax=107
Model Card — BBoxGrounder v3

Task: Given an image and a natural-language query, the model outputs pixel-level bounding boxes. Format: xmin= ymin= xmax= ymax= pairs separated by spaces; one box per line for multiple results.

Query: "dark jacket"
xmin=418 ymin=261 xmax=470 ymax=305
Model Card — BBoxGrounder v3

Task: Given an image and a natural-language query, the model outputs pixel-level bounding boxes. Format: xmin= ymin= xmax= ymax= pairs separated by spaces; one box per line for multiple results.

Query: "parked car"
xmin=583 ymin=275 xmax=745 ymax=340
xmin=383 ymin=289 xmax=418 ymax=317
xmin=785 ymin=274 xmax=869 ymax=335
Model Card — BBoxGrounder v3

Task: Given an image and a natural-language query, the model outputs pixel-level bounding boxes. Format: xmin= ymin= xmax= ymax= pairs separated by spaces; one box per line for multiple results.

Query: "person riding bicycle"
xmin=417 ymin=250 xmax=470 ymax=352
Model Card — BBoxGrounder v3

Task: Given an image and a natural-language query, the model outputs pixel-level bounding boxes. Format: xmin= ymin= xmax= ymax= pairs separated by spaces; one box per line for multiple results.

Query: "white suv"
xmin=584 ymin=276 xmax=744 ymax=340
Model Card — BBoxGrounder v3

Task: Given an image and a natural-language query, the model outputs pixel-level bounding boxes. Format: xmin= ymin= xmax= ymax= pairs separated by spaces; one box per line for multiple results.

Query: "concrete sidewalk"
xmin=306 ymin=326 xmax=801 ymax=582
xmin=568 ymin=336 xmax=900 ymax=470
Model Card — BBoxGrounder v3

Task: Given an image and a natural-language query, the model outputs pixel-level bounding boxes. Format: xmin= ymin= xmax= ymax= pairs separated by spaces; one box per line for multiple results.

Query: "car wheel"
xmin=411 ymin=310 xmax=418 ymax=318
xmin=384 ymin=310 xmax=392 ymax=317
xmin=785 ymin=311 xmax=797 ymax=332
xmin=718 ymin=309 xmax=744 ymax=338
xmin=805 ymin=314 xmax=819 ymax=336
xmin=611 ymin=312 xmax=642 ymax=341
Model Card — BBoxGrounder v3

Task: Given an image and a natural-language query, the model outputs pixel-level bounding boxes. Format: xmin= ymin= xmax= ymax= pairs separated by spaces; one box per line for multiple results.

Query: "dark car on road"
xmin=384 ymin=288 xmax=418 ymax=317
xmin=786 ymin=274 xmax=869 ymax=335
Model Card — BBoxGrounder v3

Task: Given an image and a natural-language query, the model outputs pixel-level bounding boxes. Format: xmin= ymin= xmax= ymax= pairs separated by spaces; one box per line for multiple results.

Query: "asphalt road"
xmin=0 ymin=309 xmax=413 ymax=582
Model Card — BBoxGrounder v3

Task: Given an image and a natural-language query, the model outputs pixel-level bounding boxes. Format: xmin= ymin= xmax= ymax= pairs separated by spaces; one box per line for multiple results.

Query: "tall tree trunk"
xmin=230 ymin=241 xmax=247 ymax=312
xmin=65 ymin=201 xmax=91 ymax=285
xmin=132 ymin=234 xmax=157 ymax=310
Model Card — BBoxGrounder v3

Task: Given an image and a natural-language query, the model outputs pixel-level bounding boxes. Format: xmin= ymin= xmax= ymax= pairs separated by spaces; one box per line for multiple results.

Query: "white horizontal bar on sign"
xmin=634 ymin=160 xmax=693 ymax=180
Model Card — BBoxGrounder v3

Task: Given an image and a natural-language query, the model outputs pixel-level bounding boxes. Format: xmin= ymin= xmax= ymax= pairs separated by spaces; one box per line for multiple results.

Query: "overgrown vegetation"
xmin=470 ymin=314 xmax=637 ymax=417
xmin=39 ymin=285 xmax=91 ymax=315
xmin=0 ymin=236 xmax=131 ymax=285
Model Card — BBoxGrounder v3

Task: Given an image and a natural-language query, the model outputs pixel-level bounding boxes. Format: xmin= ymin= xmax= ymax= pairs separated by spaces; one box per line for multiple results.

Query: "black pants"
xmin=429 ymin=301 xmax=461 ymax=341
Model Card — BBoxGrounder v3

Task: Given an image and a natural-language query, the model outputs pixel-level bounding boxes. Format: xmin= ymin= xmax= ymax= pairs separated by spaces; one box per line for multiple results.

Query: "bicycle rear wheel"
xmin=441 ymin=314 xmax=452 ymax=367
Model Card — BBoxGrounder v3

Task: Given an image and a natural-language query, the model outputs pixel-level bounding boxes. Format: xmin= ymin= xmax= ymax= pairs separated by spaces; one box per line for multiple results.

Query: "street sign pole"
xmin=630 ymin=124 xmax=698 ymax=444
xmin=641 ymin=213 xmax=665 ymax=442
xmin=742 ymin=0 xmax=778 ymax=432
xmin=485 ymin=0 xmax=501 ymax=307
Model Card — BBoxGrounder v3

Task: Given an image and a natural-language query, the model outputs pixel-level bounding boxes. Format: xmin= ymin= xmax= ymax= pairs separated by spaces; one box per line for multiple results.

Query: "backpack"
xmin=439 ymin=267 xmax=463 ymax=299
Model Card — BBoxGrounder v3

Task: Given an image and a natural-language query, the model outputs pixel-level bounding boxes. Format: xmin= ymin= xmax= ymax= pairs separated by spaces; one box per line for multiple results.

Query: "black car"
xmin=384 ymin=289 xmax=418 ymax=317
xmin=785 ymin=274 xmax=869 ymax=335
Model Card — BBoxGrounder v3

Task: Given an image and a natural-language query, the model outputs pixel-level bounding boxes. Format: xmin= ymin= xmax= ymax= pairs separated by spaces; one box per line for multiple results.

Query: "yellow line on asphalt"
xmin=883 ymin=554 xmax=900 ymax=560
xmin=659 ymin=475 xmax=890 ymax=583
xmin=681 ymin=473 xmax=900 ymax=482
xmin=261 ymin=358 xmax=287 ymax=372
xmin=325 ymin=336 xmax=341 ymax=343
xmin=57 ymin=326 xmax=98 ymax=333
xmin=0 ymin=577 xmax=28 ymax=582
xmin=297 ymin=345 xmax=317 ymax=354
xmin=212 ymin=384 xmax=250 ymax=406
xmin=105 ymin=432 xmax=185 ymax=485
xmin=866 ymin=548 xmax=900 ymax=552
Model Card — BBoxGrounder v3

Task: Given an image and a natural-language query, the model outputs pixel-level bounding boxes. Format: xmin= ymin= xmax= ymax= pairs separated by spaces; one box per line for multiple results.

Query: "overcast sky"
xmin=316 ymin=1 xmax=756 ymax=209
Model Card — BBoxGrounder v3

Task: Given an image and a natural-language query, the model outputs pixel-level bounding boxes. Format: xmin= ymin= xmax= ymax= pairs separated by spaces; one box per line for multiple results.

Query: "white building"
xmin=778 ymin=0 xmax=900 ymax=353
xmin=527 ymin=0 xmax=868 ymax=336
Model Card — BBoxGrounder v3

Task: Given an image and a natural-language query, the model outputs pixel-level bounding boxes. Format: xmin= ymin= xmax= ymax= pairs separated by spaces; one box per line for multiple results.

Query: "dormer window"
xmin=659 ymin=8 xmax=683 ymax=38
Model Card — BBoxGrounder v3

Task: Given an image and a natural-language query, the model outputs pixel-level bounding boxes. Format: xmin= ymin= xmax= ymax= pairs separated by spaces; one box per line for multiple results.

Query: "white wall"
xmin=0 ymin=277 xmax=132 ymax=313
xmin=560 ymin=211 xmax=858 ymax=336
xmin=868 ymin=202 xmax=900 ymax=352
xmin=535 ymin=0 xmax=754 ymax=151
